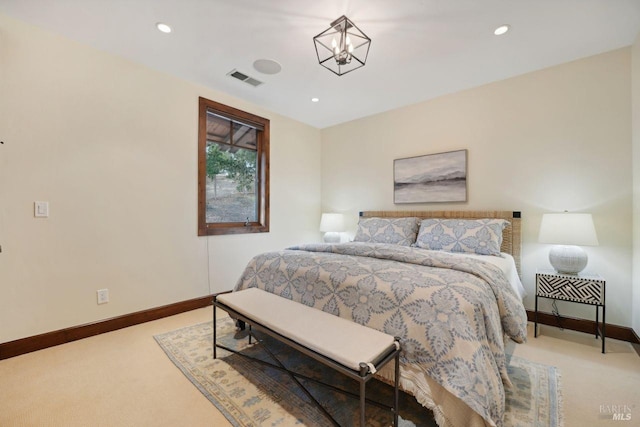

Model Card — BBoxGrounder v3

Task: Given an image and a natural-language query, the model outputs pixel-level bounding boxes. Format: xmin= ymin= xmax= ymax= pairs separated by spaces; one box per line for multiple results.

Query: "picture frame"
xmin=394 ymin=149 xmax=467 ymax=203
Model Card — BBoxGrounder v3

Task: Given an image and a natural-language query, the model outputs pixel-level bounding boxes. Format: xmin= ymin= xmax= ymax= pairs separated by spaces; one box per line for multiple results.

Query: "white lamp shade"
xmin=538 ymin=213 xmax=599 ymax=246
xmin=319 ymin=213 xmax=345 ymax=232
xmin=539 ymin=212 xmax=598 ymax=274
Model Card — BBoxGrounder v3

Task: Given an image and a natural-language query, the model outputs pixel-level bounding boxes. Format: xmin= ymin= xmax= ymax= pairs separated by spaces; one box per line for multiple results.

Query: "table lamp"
xmin=538 ymin=212 xmax=599 ymax=274
xmin=319 ymin=213 xmax=345 ymax=243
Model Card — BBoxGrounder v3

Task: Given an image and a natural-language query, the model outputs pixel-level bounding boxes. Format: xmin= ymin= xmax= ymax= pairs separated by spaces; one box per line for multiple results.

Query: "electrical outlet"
xmin=97 ymin=289 xmax=109 ymax=305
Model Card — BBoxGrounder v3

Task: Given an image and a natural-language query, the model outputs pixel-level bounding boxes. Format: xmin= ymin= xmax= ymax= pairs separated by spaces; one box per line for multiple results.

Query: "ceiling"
xmin=1 ymin=0 xmax=639 ymax=129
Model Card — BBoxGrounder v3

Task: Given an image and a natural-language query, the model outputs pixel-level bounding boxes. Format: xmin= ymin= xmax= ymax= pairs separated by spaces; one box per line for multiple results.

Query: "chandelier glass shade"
xmin=313 ymin=15 xmax=371 ymax=76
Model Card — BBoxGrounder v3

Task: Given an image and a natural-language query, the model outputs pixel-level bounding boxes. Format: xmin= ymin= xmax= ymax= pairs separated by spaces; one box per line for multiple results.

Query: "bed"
xmin=232 ymin=210 xmax=528 ymax=427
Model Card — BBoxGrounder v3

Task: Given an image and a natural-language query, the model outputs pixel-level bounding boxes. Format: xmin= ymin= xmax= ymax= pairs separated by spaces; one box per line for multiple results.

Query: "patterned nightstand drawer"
xmin=534 ymin=269 xmax=606 ymax=353
xmin=536 ymin=272 xmax=605 ymax=305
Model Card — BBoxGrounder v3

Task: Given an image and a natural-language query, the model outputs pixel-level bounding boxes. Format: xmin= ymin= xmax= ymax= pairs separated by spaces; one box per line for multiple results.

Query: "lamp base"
xmin=549 ymin=245 xmax=588 ymax=274
xmin=323 ymin=232 xmax=341 ymax=243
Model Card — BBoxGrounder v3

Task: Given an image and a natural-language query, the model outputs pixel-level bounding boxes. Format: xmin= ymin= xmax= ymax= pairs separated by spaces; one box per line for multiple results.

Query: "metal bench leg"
xmin=394 ymin=351 xmax=400 ymax=427
xmin=360 ymin=379 xmax=366 ymax=427
xmin=213 ymin=298 xmax=217 ymax=359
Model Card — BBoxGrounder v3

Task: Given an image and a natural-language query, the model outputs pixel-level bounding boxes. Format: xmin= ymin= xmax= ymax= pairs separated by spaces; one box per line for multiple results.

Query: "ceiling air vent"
xmin=227 ymin=69 xmax=263 ymax=87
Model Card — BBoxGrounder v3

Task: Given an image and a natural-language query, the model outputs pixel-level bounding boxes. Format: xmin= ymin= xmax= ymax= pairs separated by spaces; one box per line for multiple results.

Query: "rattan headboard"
xmin=359 ymin=210 xmax=522 ymax=277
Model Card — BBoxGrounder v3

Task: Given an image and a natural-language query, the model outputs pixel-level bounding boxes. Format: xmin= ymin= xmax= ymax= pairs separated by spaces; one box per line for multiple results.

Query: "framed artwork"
xmin=394 ymin=149 xmax=467 ymax=203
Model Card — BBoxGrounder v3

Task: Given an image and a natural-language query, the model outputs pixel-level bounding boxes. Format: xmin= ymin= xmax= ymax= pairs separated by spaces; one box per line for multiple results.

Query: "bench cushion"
xmin=217 ymin=288 xmax=396 ymax=372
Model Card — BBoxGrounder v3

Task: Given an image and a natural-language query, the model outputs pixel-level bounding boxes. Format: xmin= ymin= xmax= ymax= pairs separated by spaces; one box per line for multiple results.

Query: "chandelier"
xmin=313 ymin=15 xmax=371 ymax=76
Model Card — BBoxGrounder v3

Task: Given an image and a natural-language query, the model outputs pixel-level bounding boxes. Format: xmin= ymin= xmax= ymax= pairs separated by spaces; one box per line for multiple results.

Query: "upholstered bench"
xmin=213 ymin=287 xmax=401 ymax=427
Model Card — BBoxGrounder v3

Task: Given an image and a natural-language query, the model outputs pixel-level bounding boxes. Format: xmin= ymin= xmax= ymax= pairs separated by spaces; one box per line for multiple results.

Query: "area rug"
xmin=154 ymin=318 xmax=562 ymax=427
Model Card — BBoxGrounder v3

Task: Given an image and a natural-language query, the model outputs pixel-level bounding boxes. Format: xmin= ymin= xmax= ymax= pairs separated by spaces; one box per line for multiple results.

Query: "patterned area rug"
xmin=154 ymin=318 xmax=562 ymax=427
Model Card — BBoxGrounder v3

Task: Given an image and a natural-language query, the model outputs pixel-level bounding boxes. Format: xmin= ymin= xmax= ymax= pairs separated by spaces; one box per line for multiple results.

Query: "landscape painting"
xmin=394 ymin=149 xmax=467 ymax=203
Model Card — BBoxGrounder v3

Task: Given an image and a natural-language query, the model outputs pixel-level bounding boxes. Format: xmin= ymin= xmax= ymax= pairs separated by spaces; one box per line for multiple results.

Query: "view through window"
xmin=198 ymin=97 xmax=269 ymax=235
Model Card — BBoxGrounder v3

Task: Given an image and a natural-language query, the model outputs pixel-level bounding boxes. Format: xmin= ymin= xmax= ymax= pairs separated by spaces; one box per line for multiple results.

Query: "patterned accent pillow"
xmin=415 ymin=218 xmax=509 ymax=256
xmin=353 ymin=217 xmax=420 ymax=246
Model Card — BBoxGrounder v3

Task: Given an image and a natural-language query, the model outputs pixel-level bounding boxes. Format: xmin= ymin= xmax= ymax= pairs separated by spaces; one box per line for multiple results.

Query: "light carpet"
xmin=155 ymin=318 xmax=562 ymax=427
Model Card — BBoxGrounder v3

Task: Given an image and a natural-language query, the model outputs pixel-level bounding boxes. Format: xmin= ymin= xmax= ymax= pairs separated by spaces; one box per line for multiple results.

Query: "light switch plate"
xmin=34 ymin=201 xmax=49 ymax=218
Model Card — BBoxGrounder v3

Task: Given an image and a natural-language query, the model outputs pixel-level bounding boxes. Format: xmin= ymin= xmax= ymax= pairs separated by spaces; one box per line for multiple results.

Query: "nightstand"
xmin=534 ymin=269 xmax=606 ymax=353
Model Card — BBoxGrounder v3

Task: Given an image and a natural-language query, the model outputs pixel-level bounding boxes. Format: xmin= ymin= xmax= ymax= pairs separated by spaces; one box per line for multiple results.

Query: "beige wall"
xmin=1 ymin=11 xmax=636 ymax=343
xmin=632 ymin=34 xmax=640 ymax=336
xmin=0 ymin=14 xmax=322 ymax=343
xmin=321 ymin=49 xmax=633 ymax=327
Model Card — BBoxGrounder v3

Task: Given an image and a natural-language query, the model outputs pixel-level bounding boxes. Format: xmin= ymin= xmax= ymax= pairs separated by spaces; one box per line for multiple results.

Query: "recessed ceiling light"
xmin=494 ymin=25 xmax=510 ymax=36
xmin=253 ymin=59 xmax=282 ymax=75
xmin=156 ymin=22 xmax=172 ymax=33
xmin=311 ymin=97 xmax=319 ymax=103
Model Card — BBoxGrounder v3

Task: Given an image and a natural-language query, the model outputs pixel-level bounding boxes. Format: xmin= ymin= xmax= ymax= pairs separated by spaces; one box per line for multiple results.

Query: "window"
xmin=198 ymin=97 xmax=269 ymax=235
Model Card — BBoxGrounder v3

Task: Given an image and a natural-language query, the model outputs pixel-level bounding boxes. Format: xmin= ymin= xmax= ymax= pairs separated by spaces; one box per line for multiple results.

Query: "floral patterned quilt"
xmin=233 ymin=242 xmax=528 ymax=427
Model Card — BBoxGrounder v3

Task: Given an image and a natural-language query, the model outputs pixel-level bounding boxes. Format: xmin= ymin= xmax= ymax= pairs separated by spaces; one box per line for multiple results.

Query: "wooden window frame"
xmin=198 ymin=97 xmax=270 ymax=236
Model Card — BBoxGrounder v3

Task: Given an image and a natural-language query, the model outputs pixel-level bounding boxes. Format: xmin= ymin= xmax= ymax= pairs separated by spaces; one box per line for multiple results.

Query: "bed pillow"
xmin=415 ymin=218 xmax=508 ymax=256
xmin=353 ymin=217 xmax=420 ymax=246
